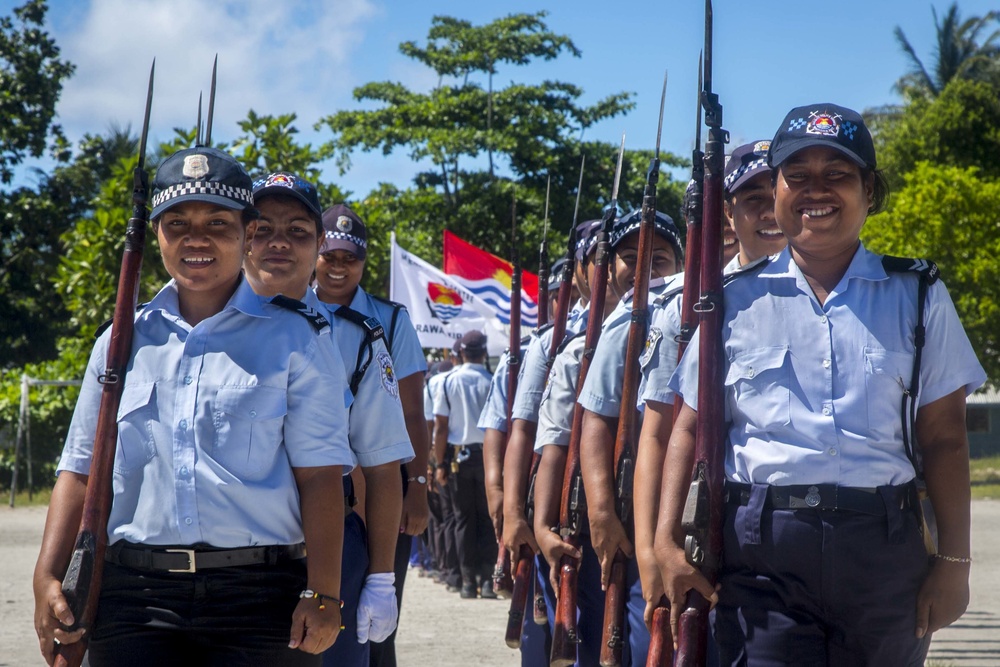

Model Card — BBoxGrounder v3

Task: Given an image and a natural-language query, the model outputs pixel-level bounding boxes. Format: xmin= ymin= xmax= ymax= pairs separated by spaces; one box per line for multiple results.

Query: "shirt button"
xmin=828 ymin=448 xmax=838 ymax=456
xmin=747 ymin=368 xmax=756 ymax=379
xmin=179 ymin=419 xmax=187 ymax=430
xmin=823 ymin=359 xmax=831 ymax=369
xmin=820 ymin=315 xmax=828 ymax=324
xmin=184 ymin=375 xmax=192 ymax=385
xmin=180 ymin=466 xmax=189 ymax=476
xmin=249 ymin=410 xmax=257 ymax=418
xmin=184 ymin=517 xmax=193 ymax=525
xmin=822 ymin=407 xmax=832 ymax=416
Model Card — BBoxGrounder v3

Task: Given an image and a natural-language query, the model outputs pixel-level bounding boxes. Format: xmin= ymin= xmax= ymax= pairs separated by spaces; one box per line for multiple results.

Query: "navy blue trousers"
xmin=715 ymin=487 xmax=931 ymax=666
xmin=322 ymin=510 xmax=370 ymax=666
xmin=519 ymin=555 xmax=552 ymax=667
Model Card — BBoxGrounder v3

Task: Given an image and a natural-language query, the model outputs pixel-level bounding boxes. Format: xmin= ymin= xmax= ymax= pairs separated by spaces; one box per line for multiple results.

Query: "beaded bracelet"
xmin=933 ymin=553 xmax=972 ymax=564
xmin=299 ymin=589 xmax=345 ymax=611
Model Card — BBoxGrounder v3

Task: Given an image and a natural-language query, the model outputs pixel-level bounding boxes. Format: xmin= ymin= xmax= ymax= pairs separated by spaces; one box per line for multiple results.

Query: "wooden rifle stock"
xmin=505 ymin=544 xmax=535 ymax=647
xmin=675 ymin=4 xmax=728 ymax=665
xmin=54 ymin=65 xmax=154 ymax=667
xmin=645 ymin=599 xmax=675 ymax=667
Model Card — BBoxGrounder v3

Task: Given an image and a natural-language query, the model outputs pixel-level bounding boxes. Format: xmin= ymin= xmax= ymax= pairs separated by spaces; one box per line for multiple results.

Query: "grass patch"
xmin=970 ymin=455 xmax=1000 ymax=500
xmin=4 ymin=486 xmax=52 ymax=508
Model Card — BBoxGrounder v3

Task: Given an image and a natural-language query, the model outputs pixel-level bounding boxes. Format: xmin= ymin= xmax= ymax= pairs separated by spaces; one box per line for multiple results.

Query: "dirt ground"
xmin=3 ymin=502 xmax=998 ymax=666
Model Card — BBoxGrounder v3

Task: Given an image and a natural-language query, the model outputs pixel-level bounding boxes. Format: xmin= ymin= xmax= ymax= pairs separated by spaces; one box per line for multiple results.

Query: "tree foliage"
xmin=863 ymin=162 xmax=1000 ymax=381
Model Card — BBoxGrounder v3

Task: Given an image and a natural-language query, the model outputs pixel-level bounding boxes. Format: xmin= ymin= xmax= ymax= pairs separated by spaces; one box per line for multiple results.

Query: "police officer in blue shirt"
xmin=33 ymin=147 xmax=354 ymax=666
xmin=655 ymin=104 xmax=987 ymax=665
xmin=432 ymin=330 xmax=497 ymax=598
xmin=243 ymin=172 xmax=414 ymax=666
xmin=425 ymin=357 xmax=461 ymax=592
xmin=312 ymin=203 xmax=429 ymax=667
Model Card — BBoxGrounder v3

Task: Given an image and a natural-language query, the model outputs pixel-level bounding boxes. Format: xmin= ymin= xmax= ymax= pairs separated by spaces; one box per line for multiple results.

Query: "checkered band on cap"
xmin=325 ymin=229 xmax=367 ymax=250
xmin=152 ymin=181 xmax=253 ymax=211
xmin=724 ymin=157 xmax=768 ymax=193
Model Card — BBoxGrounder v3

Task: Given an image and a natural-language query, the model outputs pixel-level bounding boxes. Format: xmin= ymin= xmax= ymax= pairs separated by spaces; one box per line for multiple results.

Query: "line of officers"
xmin=432 ymin=103 xmax=986 ymax=667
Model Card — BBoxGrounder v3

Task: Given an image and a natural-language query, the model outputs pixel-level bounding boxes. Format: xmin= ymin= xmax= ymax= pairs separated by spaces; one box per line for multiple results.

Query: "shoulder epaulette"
xmin=269 ymin=295 xmax=330 ymax=333
xmin=652 ymin=284 xmax=686 ymax=307
xmin=622 ymin=275 xmax=669 ymax=304
xmin=723 ymin=254 xmax=771 ymax=285
xmin=881 ymin=255 xmax=940 ymax=285
xmin=370 ymin=294 xmax=408 ymax=311
xmin=520 ymin=333 xmax=533 ymax=347
xmin=533 ymin=322 xmax=555 ymax=338
xmin=331 ymin=306 xmax=385 ymax=343
xmin=94 ymin=302 xmax=148 ymax=339
xmin=556 ymin=329 xmax=586 ymax=355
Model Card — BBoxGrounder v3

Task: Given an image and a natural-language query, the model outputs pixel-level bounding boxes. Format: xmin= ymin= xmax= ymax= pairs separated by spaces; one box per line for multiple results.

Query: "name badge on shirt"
xmin=640 ymin=327 xmax=663 ymax=368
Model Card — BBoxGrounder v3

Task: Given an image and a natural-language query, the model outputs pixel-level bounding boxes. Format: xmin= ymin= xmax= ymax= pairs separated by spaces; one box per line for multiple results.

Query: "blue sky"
xmin=8 ymin=0 xmax=999 ymax=195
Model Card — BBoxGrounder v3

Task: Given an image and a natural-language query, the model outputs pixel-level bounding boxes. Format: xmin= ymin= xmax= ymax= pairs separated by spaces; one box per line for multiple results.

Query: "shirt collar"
xmin=141 ymin=274 xmax=267 ymax=325
xmin=761 ymin=243 xmax=885 ymax=291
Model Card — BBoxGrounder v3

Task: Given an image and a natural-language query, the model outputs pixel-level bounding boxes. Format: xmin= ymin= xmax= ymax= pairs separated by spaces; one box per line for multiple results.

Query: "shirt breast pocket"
xmin=864 ymin=348 xmax=913 ymax=443
xmin=115 ymin=381 xmax=157 ymax=476
xmin=725 ymin=346 xmax=791 ymax=434
xmin=212 ymin=385 xmax=288 ymax=480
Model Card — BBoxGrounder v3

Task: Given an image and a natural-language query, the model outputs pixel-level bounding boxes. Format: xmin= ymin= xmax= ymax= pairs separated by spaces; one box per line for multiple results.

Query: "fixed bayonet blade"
xmin=137 ymin=60 xmax=155 ymax=173
xmin=196 ymin=92 xmax=203 ymax=146
xmin=543 ymin=175 xmax=551 ymax=238
xmin=205 ymin=55 xmax=218 ymax=146
xmin=570 ymin=154 xmax=586 ymax=229
xmin=654 ymin=70 xmax=668 ymax=160
xmin=704 ymin=0 xmax=713 ymax=95
xmin=610 ymin=132 xmax=626 ymax=206
xmin=695 ymin=53 xmax=703 ymax=150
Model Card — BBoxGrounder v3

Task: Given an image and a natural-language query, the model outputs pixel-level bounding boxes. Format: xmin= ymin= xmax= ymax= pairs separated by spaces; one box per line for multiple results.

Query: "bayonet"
xmin=196 ymin=92 xmax=203 ymax=146
xmin=205 ymin=55 xmax=218 ymax=146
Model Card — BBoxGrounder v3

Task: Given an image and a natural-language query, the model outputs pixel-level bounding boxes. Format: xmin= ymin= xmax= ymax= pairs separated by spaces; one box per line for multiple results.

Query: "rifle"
xmin=54 ymin=62 xmax=155 ymax=667
xmin=494 ymin=197 xmax=520 ymax=600
xmin=506 ymin=158 xmax=585 ymax=648
xmin=676 ymin=2 xmax=729 ymax=664
xmin=551 ymin=135 xmax=626 ymax=667
xmin=647 ymin=54 xmax=705 ymax=667
xmin=602 ymin=72 xmax=668 ymax=667
xmin=537 ymin=175 xmax=552 ymax=327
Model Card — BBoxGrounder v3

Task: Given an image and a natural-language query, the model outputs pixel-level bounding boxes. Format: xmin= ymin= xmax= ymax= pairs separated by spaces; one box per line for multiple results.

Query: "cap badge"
xmin=266 ymin=173 xmax=294 ymax=188
xmin=336 ymin=215 xmax=353 ymax=232
xmin=806 ymin=111 xmax=842 ymax=137
xmin=752 ymin=141 xmax=770 ymax=156
xmin=182 ymin=154 xmax=210 ymax=179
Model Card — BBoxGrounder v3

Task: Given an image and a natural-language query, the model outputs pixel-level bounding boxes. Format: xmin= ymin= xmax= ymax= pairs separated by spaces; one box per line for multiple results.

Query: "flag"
xmin=443 ymin=230 xmax=539 ymax=328
xmin=389 ymin=233 xmax=507 ymax=355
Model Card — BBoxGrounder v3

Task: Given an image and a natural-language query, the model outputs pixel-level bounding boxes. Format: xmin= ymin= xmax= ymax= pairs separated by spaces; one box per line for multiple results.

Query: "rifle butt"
xmin=599 ymin=551 xmax=627 ymax=667
xmin=550 ymin=556 xmax=580 ymax=667
xmin=533 ymin=582 xmax=548 ymax=626
xmin=493 ymin=547 xmax=514 ymax=599
xmin=505 ymin=550 xmax=535 ymax=648
xmin=53 ymin=640 xmax=87 ymax=667
xmin=674 ymin=593 xmax=710 ymax=667
xmin=645 ymin=603 xmax=674 ymax=667
xmin=55 ymin=530 xmax=104 ymax=665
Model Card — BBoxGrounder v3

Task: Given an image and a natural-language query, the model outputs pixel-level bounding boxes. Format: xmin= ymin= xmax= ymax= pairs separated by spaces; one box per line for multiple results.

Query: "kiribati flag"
xmin=443 ymin=231 xmax=539 ymax=328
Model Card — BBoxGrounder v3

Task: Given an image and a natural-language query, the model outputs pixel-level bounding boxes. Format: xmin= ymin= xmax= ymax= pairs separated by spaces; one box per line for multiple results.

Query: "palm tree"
xmin=894 ymin=2 xmax=1000 ymax=97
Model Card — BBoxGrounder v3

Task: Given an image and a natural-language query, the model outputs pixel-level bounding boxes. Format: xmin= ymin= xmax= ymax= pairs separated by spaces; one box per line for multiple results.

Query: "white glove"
xmin=356 ymin=572 xmax=398 ymax=643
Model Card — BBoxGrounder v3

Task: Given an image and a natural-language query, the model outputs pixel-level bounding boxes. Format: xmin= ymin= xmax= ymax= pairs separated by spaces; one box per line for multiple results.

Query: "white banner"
xmin=389 ymin=233 xmax=508 ymax=356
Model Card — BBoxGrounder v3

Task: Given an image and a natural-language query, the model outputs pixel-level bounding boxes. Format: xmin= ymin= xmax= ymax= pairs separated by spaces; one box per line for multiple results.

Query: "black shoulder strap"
xmin=881 ymin=255 xmax=941 ymax=479
xmin=441 ymin=368 xmax=458 ymax=411
xmin=94 ymin=303 xmax=148 ymax=339
xmin=653 ymin=284 xmax=685 ymax=308
xmin=331 ymin=305 xmax=386 ymax=396
xmin=557 ymin=329 xmax=586 ymax=355
xmin=723 ymin=254 xmax=771 ymax=285
xmin=534 ymin=322 xmax=555 ymax=339
xmin=269 ymin=295 xmax=331 ymax=333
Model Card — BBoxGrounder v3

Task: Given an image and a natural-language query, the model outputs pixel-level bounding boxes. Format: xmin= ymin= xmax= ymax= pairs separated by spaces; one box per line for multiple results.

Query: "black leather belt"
xmin=106 ymin=542 xmax=306 ymax=573
xmin=725 ymin=482 xmax=915 ymax=516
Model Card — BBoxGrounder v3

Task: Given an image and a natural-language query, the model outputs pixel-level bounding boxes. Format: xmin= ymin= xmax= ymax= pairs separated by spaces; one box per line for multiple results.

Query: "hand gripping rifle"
xmin=537 ymin=176 xmax=552 ymax=327
xmin=506 ymin=158 xmax=586 ymax=647
xmin=647 ymin=55 xmax=705 ymax=667
xmin=551 ymin=136 xmax=626 ymax=667
xmin=54 ymin=62 xmax=155 ymax=667
xmin=675 ymin=3 xmax=729 ymax=665
xmin=601 ymin=72 xmax=668 ymax=667
xmin=494 ymin=197 xmax=520 ymax=601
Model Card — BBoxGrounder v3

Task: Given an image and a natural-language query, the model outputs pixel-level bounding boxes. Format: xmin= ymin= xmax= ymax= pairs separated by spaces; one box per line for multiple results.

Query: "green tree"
xmin=863 ymin=162 xmax=1000 ymax=383
xmin=894 ymin=2 xmax=1000 ymax=98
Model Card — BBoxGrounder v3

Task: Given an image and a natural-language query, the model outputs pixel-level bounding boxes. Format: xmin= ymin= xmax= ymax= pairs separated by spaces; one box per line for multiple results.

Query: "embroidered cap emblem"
xmin=806 ymin=111 xmax=842 ymax=137
xmin=752 ymin=140 xmax=770 ymax=156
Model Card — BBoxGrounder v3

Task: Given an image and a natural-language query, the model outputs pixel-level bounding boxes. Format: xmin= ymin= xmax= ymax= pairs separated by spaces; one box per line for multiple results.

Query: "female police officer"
xmin=33 ymin=147 xmax=354 ymax=665
xmin=653 ymin=104 xmax=985 ymax=665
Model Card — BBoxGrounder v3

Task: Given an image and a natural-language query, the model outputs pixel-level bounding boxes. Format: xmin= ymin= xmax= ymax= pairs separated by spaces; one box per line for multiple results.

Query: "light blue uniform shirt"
xmin=535 ymin=335 xmax=586 ymax=450
xmin=477 ymin=339 xmax=532 ymax=433
xmin=579 ymin=275 xmax=683 ymax=417
xmin=670 ymin=245 xmax=987 ymax=487
xmin=510 ymin=301 xmax=588 ymax=423
xmin=59 ymin=278 xmax=355 ymax=547
xmin=433 ymin=363 xmax=493 ymax=445
xmin=305 ymin=291 xmax=413 ymax=468
xmin=331 ymin=286 xmax=428 ymax=381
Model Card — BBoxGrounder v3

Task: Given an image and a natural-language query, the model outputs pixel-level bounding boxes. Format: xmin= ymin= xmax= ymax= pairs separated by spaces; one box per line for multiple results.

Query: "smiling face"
xmin=155 ymin=201 xmax=251 ymax=319
xmin=773 ymin=145 xmax=873 ymax=264
xmin=725 ymin=171 xmax=785 ymax=264
xmin=243 ymin=196 xmax=322 ymax=300
xmin=610 ymin=233 xmax=678 ymax=299
xmin=315 ymin=249 xmax=366 ymax=306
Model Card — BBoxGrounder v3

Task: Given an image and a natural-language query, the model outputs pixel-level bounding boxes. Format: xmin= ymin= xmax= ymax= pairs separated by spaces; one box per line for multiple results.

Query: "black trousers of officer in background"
xmin=450 ymin=446 xmax=497 ymax=589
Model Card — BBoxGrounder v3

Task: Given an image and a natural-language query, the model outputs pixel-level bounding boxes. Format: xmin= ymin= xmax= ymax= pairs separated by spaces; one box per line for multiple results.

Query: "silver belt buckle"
xmin=805 ymin=486 xmax=822 ymax=508
xmin=165 ymin=548 xmax=197 ymax=573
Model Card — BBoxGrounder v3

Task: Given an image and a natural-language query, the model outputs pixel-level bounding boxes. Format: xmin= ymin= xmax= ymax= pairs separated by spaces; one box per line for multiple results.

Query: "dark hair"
xmin=252 ymin=193 xmax=321 ymax=233
xmin=770 ymin=165 xmax=890 ymax=215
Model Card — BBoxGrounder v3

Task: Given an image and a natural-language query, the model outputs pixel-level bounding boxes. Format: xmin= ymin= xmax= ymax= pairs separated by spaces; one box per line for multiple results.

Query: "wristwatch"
xmin=408 ymin=475 xmax=428 ymax=484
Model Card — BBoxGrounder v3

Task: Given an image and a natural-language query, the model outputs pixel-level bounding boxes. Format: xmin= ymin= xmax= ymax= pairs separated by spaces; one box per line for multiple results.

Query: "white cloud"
xmin=53 ymin=0 xmax=379 ymax=146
